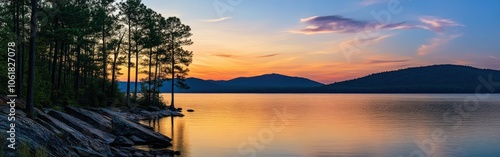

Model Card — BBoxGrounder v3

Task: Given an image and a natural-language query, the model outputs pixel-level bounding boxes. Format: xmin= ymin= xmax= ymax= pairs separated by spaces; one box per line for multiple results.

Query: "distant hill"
xmin=118 ymin=65 xmax=500 ymax=93
xmin=319 ymin=64 xmax=500 ymax=93
xmin=117 ymin=73 xmax=325 ymax=93
xmin=214 ymin=73 xmax=324 ymax=88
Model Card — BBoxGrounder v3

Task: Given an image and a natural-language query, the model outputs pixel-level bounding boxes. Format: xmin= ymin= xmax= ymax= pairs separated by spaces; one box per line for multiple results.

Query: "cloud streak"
xmin=339 ymin=34 xmax=394 ymax=50
xmin=257 ymin=53 xmax=280 ymax=58
xmin=290 ymin=15 xmax=407 ymax=34
xmin=417 ymin=16 xmax=464 ymax=32
xmin=291 ymin=15 xmax=464 ymax=35
xmin=418 ymin=34 xmax=462 ymax=55
xmin=368 ymin=59 xmax=411 ymax=64
xmin=204 ymin=16 xmax=232 ymax=22
xmin=415 ymin=17 xmax=463 ymax=55
xmin=213 ymin=54 xmax=234 ymax=58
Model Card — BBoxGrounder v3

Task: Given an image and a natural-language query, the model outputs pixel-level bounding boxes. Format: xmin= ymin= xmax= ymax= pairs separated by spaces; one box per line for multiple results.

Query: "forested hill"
xmin=320 ymin=64 xmax=500 ymax=93
xmin=118 ymin=73 xmax=324 ymax=93
xmin=119 ymin=64 xmax=500 ymax=93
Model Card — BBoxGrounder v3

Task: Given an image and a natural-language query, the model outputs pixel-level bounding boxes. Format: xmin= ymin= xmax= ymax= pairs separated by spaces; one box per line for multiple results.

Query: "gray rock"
xmin=158 ymin=109 xmax=184 ymax=117
xmin=99 ymin=108 xmax=127 ymax=117
xmin=48 ymin=110 xmax=116 ymax=144
xmin=147 ymin=106 xmax=161 ymax=111
xmin=111 ymin=115 xmax=172 ymax=147
xmin=34 ymin=117 xmax=63 ymax=136
xmin=128 ymin=135 xmax=147 ymax=144
xmin=111 ymin=147 xmax=130 ymax=157
xmin=149 ymin=149 xmax=177 ymax=157
xmin=37 ymin=110 xmax=113 ymax=156
xmin=71 ymin=146 xmax=106 ymax=157
xmin=100 ymin=108 xmax=138 ymax=122
xmin=65 ymin=106 xmax=113 ymax=133
xmin=0 ymin=108 xmax=78 ymax=157
xmin=111 ymin=136 xmax=134 ymax=147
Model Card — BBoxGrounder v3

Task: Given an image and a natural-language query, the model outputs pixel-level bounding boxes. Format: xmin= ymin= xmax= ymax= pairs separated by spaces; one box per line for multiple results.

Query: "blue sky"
xmin=141 ymin=0 xmax=500 ymax=83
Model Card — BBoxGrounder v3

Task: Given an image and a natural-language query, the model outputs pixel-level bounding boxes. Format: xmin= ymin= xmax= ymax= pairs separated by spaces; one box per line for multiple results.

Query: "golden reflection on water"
xmin=147 ymin=94 xmax=500 ymax=157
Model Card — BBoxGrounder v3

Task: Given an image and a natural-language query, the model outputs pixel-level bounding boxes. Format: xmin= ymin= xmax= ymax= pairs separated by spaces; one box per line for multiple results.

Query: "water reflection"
xmin=146 ymin=94 xmax=500 ymax=157
xmin=148 ymin=116 xmax=189 ymax=157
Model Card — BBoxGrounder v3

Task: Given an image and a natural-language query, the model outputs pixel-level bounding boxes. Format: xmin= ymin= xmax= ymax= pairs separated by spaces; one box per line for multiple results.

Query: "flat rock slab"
xmin=48 ymin=110 xmax=116 ymax=144
xmin=0 ymin=109 xmax=77 ymax=157
xmin=111 ymin=114 xmax=172 ymax=147
xmin=111 ymin=136 xmax=135 ymax=147
xmin=37 ymin=110 xmax=113 ymax=156
xmin=65 ymin=106 xmax=113 ymax=132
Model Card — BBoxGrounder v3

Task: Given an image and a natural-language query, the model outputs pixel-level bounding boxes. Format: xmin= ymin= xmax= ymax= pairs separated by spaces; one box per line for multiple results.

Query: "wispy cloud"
xmin=204 ymin=16 xmax=232 ymax=22
xmin=489 ymin=55 xmax=500 ymax=60
xmin=290 ymin=15 xmax=407 ymax=34
xmin=339 ymin=34 xmax=394 ymax=49
xmin=368 ymin=59 xmax=411 ymax=64
xmin=257 ymin=53 xmax=280 ymax=58
xmin=309 ymin=34 xmax=394 ymax=55
xmin=359 ymin=0 xmax=387 ymax=6
xmin=290 ymin=15 xmax=464 ymax=35
xmin=417 ymin=16 xmax=464 ymax=32
xmin=213 ymin=53 xmax=235 ymax=58
xmin=418 ymin=34 xmax=462 ymax=55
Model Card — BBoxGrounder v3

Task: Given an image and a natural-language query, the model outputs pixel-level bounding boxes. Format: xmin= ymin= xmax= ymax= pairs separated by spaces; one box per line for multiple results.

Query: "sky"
xmin=137 ymin=0 xmax=500 ymax=84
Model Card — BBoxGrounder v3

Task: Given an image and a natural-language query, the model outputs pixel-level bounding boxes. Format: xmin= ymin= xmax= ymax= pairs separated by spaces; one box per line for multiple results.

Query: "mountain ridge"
xmin=118 ymin=64 xmax=500 ymax=93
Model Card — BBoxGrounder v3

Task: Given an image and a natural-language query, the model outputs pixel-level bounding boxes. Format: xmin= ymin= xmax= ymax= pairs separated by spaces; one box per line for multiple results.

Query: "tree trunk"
xmin=15 ymin=0 xmax=22 ymax=98
xmin=170 ymin=36 xmax=175 ymax=110
xmin=102 ymin=25 xmax=107 ymax=94
xmin=20 ymin=0 xmax=26 ymax=99
xmin=153 ymin=49 xmax=159 ymax=107
xmin=74 ymin=40 xmax=81 ymax=98
xmin=134 ymin=36 xmax=138 ymax=103
xmin=126 ymin=18 xmax=131 ymax=108
xmin=57 ymin=43 xmax=64 ymax=91
xmin=27 ymin=0 xmax=38 ymax=119
xmin=111 ymin=33 xmax=124 ymax=99
xmin=111 ymin=55 xmax=117 ymax=100
xmin=51 ymin=40 xmax=59 ymax=98
xmin=148 ymin=46 xmax=152 ymax=105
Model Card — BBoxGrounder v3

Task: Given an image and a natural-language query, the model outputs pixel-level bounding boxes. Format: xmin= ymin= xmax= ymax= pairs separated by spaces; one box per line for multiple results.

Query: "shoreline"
xmin=0 ymin=95 xmax=183 ymax=157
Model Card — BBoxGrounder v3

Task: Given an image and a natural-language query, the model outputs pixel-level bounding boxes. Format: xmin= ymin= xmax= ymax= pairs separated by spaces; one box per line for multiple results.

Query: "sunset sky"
xmin=135 ymin=0 xmax=500 ymax=84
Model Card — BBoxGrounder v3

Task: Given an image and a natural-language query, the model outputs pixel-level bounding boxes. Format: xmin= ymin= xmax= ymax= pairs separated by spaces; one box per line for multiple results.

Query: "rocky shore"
xmin=0 ymin=95 xmax=183 ymax=157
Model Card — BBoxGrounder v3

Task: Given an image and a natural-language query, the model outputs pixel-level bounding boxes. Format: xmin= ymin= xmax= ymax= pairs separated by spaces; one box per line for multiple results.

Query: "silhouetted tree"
xmin=26 ymin=0 xmax=38 ymax=118
xmin=163 ymin=17 xmax=193 ymax=110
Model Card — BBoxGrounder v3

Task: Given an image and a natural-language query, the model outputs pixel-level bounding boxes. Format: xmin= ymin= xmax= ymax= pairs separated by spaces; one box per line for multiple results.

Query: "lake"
xmin=146 ymin=94 xmax=500 ymax=157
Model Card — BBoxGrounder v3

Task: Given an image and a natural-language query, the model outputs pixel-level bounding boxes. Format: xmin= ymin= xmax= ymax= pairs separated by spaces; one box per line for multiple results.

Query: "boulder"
xmin=65 ymin=106 xmax=113 ymax=132
xmin=37 ymin=110 xmax=113 ymax=156
xmin=111 ymin=115 xmax=172 ymax=147
xmin=111 ymin=136 xmax=134 ymax=147
xmin=48 ymin=110 xmax=116 ymax=144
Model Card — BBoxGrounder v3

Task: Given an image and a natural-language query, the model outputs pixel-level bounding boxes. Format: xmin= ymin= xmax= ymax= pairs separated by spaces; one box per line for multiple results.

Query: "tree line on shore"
xmin=0 ymin=0 xmax=193 ymax=117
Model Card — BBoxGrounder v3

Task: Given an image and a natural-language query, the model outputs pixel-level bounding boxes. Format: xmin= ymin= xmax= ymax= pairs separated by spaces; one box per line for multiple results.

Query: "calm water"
xmin=147 ymin=94 xmax=500 ymax=157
